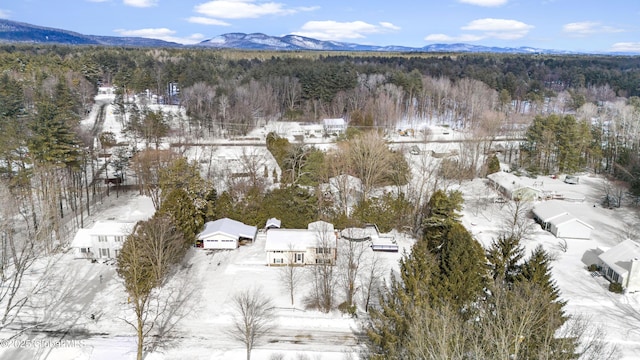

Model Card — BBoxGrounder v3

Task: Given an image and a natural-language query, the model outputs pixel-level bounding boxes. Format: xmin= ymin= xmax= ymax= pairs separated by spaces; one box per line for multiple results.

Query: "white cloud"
xmin=187 ymin=16 xmax=231 ymax=26
xmin=424 ymin=18 xmax=532 ymax=43
xmin=123 ymin=0 xmax=157 ymax=7
xmin=0 ymin=9 xmax=10 ymax=18
xmin=458 ymin=0 xmax=508 ymax=6
xmin=380 ymin=22 xmax=401 ymax=31
xmin=461 ymin=18 xmax=533 ymax=39
xmin=610 ymin=42 xmax=640 ymax=53
xmin=424 ymin=33 xmax=485 ymax=42
xmin=114 ymin=28 xmax=204 ymax=44
xmin=194 ymin=0 xmax=313 ymax=19
xmin=563 ymin=21 xmax=624 ymax=35
xmin=291 ymin=20 xmax=400 ymax=41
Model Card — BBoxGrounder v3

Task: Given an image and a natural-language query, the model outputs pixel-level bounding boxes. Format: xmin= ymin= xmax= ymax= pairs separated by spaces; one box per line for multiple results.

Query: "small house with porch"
xmin=71 ymin=220 xmax=135 ymax=259
xmin=265 ymin=221 xmax=337 ymax=266
xmin=598 ymin=239 xmax=640 ymax=292
xmin=197 ymin=218 xmax=257 ymax=250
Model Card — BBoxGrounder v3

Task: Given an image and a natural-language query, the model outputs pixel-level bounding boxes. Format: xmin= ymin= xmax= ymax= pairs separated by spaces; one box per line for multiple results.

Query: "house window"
xmin=315 ymin=258 xmax=332 ymax=264
xmin=98 ymin=236 xmax=107 ymax=243
xmin=115 ymin=236 xmax=125 ymax=243
xmin=316 ymin=247 xmax=331 ymax=254
xmin=99 ymin=248 xmax=110 ymax=258
xmin=273 ymin=258 xmax=283 ymax=264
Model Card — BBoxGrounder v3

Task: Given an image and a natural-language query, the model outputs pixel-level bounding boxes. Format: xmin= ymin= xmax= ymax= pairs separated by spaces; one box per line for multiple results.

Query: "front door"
xmin=295 ymin=253 xmax=304 ymax=264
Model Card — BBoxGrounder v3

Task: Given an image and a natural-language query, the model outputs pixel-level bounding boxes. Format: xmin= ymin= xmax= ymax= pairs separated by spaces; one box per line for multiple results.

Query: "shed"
xmin=197 ymin=218 xmax=257 ymax=250
xmin=598 ymin=240 xmax=640 ymax=292
xmin=265 ymin=217 xmax=281 ymax=230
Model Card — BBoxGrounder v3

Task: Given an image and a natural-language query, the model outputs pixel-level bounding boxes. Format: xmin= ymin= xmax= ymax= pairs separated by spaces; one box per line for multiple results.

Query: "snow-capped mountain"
xmin=198 ymin=33 xmax=570 ymax=54
xmin=0 ymin=19 xmax=583 ymax=54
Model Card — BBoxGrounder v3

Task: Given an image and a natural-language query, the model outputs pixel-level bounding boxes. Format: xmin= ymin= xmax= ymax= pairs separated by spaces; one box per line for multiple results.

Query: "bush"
xmin=588 ymin=264 xmax=599 ymax=272
xmin=338 ymin=301 xmax=357 ymax=318
xmin=609 ymin=282 xmax=624 ymax=294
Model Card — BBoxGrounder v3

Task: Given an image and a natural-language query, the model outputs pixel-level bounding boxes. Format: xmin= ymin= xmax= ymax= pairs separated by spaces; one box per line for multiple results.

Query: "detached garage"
xmin=548 ymin=214 xmax=593 ymax=239
xmin=532 ymin=200 xmax=593 ymax=239
xmin=197 ymin=218 xmax=257 ymax=250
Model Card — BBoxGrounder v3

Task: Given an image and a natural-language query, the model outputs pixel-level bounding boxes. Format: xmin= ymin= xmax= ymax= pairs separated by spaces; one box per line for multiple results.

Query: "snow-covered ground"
xmin=458 ymin=174 xmax=640 ymax=359
xmin=4 ymin=93 xmax=639 ymax=359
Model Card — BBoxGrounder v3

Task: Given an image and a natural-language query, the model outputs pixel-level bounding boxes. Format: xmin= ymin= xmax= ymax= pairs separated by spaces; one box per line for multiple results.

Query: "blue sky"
xmin=1 ymin=0 xmax=639 ymax=52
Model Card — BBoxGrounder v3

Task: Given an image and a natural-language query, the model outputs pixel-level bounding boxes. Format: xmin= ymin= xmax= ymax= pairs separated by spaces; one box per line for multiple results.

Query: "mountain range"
xmin=0 ymin=18 xmax=602 ymax=54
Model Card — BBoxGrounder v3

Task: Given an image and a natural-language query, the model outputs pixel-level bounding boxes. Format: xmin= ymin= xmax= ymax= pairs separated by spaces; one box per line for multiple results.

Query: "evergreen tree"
xmin=432 ymin=222 xmax=487 ymax=312
xmin=260 ymin=185 xmax=316 ymax=229
xmin=422 ymin=189 xmax=463 ymax=250
xmin=486 ymin=153 xmax=501 ymax=175
xmin=28 ymin=101 xmax=81 ymax=166
xmin=517 ymin=245 xmax=569 ymax=358
xmin=486 ymin=234 xmax=525 ymax=283
xmin=158 ymin=188 xmax=203 ymax=247
xmin=367 ymin=242 xmax=437 ymax=359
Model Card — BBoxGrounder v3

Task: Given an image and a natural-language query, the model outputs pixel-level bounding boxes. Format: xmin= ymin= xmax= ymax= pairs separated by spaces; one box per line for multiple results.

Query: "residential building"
xmin=197 ymin=218 xmax=257 ymax=250
xmin=323 ymin=118 xmax=347 ymax=134
xmin=598 ymin=240 xmax=640 ymax=292
xmin=71 ymin=220 xmax=135 ymax=259
xmin=265 ymin=221 xmax=337 ymax=266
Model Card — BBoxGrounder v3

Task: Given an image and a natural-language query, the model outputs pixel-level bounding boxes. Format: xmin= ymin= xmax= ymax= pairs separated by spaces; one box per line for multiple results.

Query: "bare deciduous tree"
xmin=359 ymin=252 xmax=385 ymax=312
xmin=501 ymin=198 xmax=536 ymax=242
xmin=306 ymin=222 xmax=337 ymax=312
xmin=228 ymin=287 xmax=276 ymax=360
xmin=337 ymin=232 xmax=368 ymax=307
xmin=278 ymin=243 xmax=304 ymax=306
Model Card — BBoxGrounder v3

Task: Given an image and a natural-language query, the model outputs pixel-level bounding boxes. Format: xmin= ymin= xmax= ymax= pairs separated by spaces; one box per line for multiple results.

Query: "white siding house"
xmin=71 ymin=221 xmax=135 ymax=259
xmin=487 ymin=171 xmax=542 ymax=201
xmin=598 ymin=240 xmax=640 ymax=292
xmin=197 ymin=218 xmax=257 ymax=250
xmin=265 ymin=222 xmax=337 ymax=266
xmin=532 ymin=200 xmax=593 ymax=239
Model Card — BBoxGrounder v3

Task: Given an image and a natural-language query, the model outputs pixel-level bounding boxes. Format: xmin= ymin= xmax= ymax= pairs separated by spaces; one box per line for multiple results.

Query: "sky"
xmin=1 ymin=0 xmax=640 ymax=52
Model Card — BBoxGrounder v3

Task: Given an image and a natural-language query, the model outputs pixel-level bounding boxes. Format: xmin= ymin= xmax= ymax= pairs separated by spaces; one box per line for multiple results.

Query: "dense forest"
xmin=0 ymin=44 xmax=637 ymax=358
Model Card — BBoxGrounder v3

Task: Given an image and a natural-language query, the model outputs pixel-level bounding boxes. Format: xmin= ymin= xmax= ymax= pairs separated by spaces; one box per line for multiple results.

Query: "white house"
xmin=598 ymin=240 xmax=640 ymax=292
xmin=487 ymin=171 xmax=542 ymax=201
xmin=323 ymin=118 xmax=347 ymax=134
xmin=71 ymin=220 xmax=135 ymax=259
xmin=532 ymin=200 xmax=593 ymax=239
xmin=197 ymin=218 xmax=257 ymax=250
xmin=265 ymin=221 xmax=337 ymax=266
